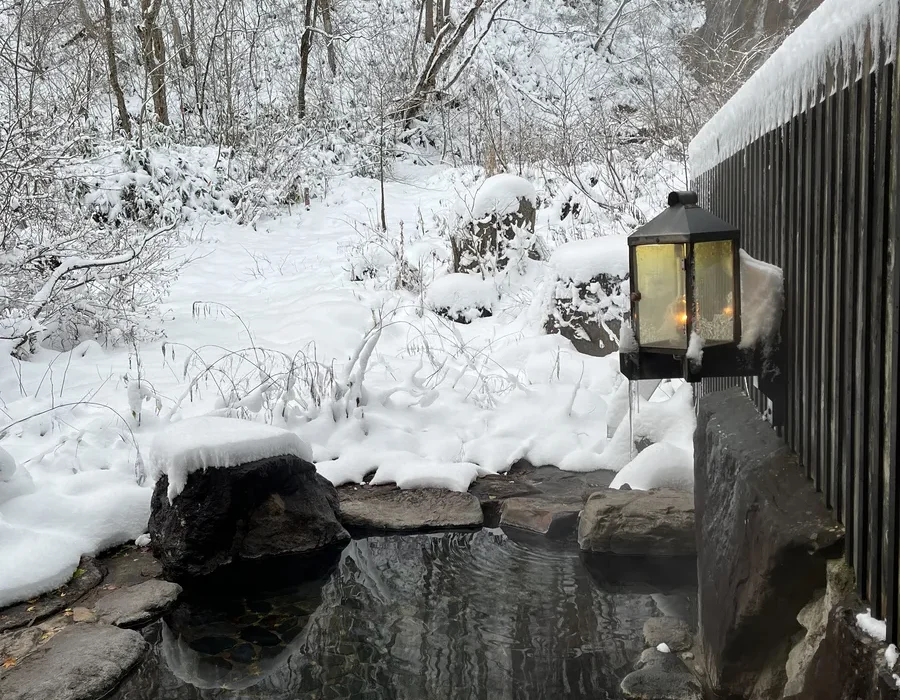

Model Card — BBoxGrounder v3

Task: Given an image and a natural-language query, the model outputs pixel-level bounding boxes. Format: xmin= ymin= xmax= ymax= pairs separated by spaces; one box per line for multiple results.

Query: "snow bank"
xmin=150 ymin=417 xmax=313 ymax=501
xmin=609 ymin=442 xmax=693 ymax=491
xmin=549 ymin=235 xmax=630 ymax=283
xmin=738 ymin=250 xmax=784 ymax=350
xmin=426 ymin=273 xmax=498 ymax=320
xmin=857 ymin=609 xmax=888 ymax=642
xmin=470 ymin=174 xmax=537 ymax=221
xmin=690 ymin=0 xmax=898 ymax=175
xmin=0 ymin=446 xmax=16 ymax=482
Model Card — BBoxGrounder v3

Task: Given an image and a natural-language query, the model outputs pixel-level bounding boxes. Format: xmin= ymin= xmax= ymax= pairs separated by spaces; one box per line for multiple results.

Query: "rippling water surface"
xmin=112 ymin=530 xmax=695 ymax=700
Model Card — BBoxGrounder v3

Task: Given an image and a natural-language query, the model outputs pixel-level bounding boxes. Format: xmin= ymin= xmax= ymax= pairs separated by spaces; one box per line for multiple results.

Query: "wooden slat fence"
xmin=694 ymin=21 xmax=900 ymax=643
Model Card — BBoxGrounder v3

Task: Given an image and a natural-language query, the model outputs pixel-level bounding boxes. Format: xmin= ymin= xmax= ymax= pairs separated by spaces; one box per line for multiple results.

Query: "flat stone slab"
xmin=0 ymin=557 xmax=103 ymax=633
xmin=499 ymin=497 xmax=583 ymax=538
xmin=94 ymin=579 xmax=182 ymax=627
xmin=643 ymin=617 xmax=694 ymax=653
xmin=0 ymin=624 xmax=147 ymax=700
xmin=339 ymin=485 xmax=483 ymax=530
xmin=578 ymin=488 xmax=695 ymax=556
xmin=621 ymin=647 xmax=702 ymax=700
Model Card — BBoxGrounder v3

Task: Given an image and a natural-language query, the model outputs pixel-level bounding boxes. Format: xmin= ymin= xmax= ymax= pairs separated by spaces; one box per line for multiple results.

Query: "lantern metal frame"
xmin=620 ymin=191 xmax=755 ymax=383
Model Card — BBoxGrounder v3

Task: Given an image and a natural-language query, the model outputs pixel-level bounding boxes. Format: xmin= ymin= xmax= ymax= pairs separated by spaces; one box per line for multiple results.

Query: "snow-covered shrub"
xmin=427 ymin=273 xmax=498 ymax=324
xmin=450 ymin=175 xmax=545 ymax=275
xmin=543 ymin=236 xmax=630 ymax=357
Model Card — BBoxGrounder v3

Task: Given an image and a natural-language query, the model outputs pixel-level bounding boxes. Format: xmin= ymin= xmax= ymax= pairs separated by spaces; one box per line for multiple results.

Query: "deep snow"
xmin=0 ymin=164 xmax=692 ymax=607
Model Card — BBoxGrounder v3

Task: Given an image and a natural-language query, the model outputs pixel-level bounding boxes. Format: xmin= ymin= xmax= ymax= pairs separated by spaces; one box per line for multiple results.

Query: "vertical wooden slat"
xmin=853 ymin=48 xmax=875 ymax=595
xmin=867 ymin=57 xmax=890 ymax=619
xmin=886 ymin=53 xmax=900 ymax=646
xmin=818 ymin=76 xmax=833 ymax=505
xmin=842 ymin=63 xmax=860 ymax=570
xmin=803 ymin=105 xmax=814 ymax=479
xmin=831 ymin=58 xmax=846 ymax=522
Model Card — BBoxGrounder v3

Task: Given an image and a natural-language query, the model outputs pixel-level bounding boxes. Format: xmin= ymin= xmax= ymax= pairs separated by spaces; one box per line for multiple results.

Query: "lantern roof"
xmin=627 ymin=191 xmax=739 ymax=246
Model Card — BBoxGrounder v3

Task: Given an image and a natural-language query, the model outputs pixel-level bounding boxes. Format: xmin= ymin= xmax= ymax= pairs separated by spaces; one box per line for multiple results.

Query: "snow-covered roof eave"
xmin=689 ymin=0 xmax=899 ymax=177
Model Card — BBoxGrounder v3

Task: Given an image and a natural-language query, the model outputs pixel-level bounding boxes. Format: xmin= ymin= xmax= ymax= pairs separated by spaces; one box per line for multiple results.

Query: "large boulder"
xmin=0 ymin=624 xmax=147 ymax=700
xmin=695 ymin=388 xmax=843 ymax=700
xmin=150 ymin=456 xmax=349 ymax=581
xmin=577 ymin=488 xmax=695 ymax=556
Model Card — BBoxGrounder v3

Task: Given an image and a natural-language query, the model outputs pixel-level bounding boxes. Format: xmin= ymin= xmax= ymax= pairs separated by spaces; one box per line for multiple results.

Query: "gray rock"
xmin=149 ymin=454 xmax=349 ymax=581
xmin=94 ymin=579 xmax=182 ymax=627
xmin=577 ymin=488 xmax=695 ymax=556
xmin=643 ymin=617 xmax=693 ymax=653
xmin=695 ymin=388 xmax=844 ymax=699
xmin=339 ymin=485 xmax=483 ymax=530
xmin=620 ymin=666 xmax=702 ymax=700
xmin=499 ymin=497 xmax=581 ymax=538
xmin=0 ymin=627 xmax=43 ymax=673
xmin=0 ymin=624 xmax=147 ymax=700
xmin=636 ymin=647 xmax=689 ymax=674
xmin=543 ymin=269 xmax=626 ymax=358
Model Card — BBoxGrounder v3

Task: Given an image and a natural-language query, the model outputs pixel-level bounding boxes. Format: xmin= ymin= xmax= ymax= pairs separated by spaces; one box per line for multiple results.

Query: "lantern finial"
xmin=667 ymin=191 xmax=698 ymax=207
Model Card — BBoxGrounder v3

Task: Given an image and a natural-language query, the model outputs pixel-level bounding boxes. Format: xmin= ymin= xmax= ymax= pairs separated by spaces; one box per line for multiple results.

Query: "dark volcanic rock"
xmin=643 ymin=616 xmax=693 ymax=653
xmin=621 ymin=647 xmax=703 ymax=700
xmin=695 ymin=388 xmax=843 ymax=700
xmin=577 ymin=488 xmax=695 ymax=556
xmin=499 ymin=496 xmax=582 ymax=538
xmin=149 ymin=454 xmax=349 ymax=581
xmin=0 ymin=624 xmax=147 ymax=700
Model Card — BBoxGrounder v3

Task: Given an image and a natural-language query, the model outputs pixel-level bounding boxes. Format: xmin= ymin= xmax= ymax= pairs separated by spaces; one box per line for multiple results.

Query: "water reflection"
xmin=112 ymin=529 xmax=695 ymax=700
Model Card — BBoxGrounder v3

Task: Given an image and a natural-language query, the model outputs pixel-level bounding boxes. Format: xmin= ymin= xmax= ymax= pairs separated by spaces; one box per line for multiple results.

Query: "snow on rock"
xmin=135 ymin=533 xmax=151 ymax=547
xmin=0 ymin=446 xmax=16 ymax=482
xmin=856 ymin=608 xmax=888 ymax=642
xmin=150 ymin=417 xmax=313 ymax=501
xmin=426 ymin=273 xmax=498 ymax=321
xmin=738 ymin=250 xmax=784 ymax=351
xmin=609 ymin=442 xmax=693 ymax=491
xmin=597 ymin=383 xmax=695 ymax=472
xmin=549 ymin=235 xmax=630 ymax=283
xmin=470 ymin=174 xmax=537 ymax=221
xmin=656 ymin=643 xmax=671 ymax=654
xmin=690 ymin=0 xmax=899 ymax=175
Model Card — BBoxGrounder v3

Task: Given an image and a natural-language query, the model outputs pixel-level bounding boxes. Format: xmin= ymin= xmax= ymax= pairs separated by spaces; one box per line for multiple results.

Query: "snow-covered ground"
xmin=0 ymin=164 xmax=691 ymax=607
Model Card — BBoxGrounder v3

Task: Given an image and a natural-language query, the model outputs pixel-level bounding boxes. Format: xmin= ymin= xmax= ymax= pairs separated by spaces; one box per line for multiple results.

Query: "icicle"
xmin=628 ymin=380 xmax=636 ymax=461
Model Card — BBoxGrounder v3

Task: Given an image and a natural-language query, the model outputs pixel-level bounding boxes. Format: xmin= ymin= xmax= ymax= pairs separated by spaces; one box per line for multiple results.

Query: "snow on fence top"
xmin=689 ymin=0 xmax=899 ymax=176
xmin=150 ymin=417 xmax=313 ymax=501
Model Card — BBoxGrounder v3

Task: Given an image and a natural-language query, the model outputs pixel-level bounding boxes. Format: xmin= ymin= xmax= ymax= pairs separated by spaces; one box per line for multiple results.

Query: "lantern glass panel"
xmin=635 ymin=243 xmax=688 ymax=350
xmin=693 ymin=240 xmax=735 ymax=345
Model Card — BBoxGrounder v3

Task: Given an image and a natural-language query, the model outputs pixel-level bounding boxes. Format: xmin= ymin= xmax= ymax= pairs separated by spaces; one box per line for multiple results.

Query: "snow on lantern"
xmin=621 ymin=191 xmax=743 ymax=382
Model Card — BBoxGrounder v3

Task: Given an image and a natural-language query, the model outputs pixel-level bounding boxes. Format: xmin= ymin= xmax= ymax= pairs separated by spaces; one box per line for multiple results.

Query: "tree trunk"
xmin=165 ymin=0 xmax=192 ymax=67
xmin=76 ymin=0 xmax=97 ymax=37
xmin=298 ymin=0 xmax=317 ymax=118
xmin=444 ymin=0 xmax=451 ymax=19
xmin=424 ymin=0 xmax=435 ymax=42
xmin=317 ymin=0 xmax=337 ymax=75
xmin=138 ymin=0 xmax=169 ymax=125
xmin=435 ymin=0 xmax=444 ymax=31
xmin=102 ymin=0 xmax=131 ymax=136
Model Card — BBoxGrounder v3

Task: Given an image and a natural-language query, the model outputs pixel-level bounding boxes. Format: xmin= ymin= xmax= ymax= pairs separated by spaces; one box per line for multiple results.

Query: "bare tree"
xmin=318 ymin=0 xmax=337 ymax=75
xmin=424 ymin=0 xmax=435 ymax=43
xmin=102 ymin=0 xmax=131 ymax=136
xmin=298 ymin=0 xmax=317 ymax=117
xmin=137 ymin=0 xmax=169 ymax=124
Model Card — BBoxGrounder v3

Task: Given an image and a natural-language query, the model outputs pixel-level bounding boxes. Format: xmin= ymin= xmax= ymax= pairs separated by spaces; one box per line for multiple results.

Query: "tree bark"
xmin=102 ymin=0 xmax=131 ymax=136
xmin=138 ymin=0 xmax=169 ymax=125
xmin=424 ymin=0 xmax=435 ymax=42
xmin=317 ymin=0 xmax=337 ymax=75
xmin=435 ymin=0 xmax=444 ymax=31
xmin=298 ymin=0 xmax=317 ymax=118
xmin=165 ymin=0 xmax=192 ymax=67
xmin=76 ymin=0 xmax=97 ymax=37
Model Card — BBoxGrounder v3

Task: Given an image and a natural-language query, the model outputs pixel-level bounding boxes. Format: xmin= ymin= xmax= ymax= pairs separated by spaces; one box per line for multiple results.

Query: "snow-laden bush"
xmin=543 ymin=236 xmax=630 ymax=356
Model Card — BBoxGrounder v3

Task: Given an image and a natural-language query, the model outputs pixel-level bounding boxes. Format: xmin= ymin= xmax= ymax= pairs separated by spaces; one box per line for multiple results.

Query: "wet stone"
xmin=241 ymin=625 xmax=281 ymax=646
xmin=189 ymin=635 xmax=236 ymax=655
xmin=228 ymin=643 xmax=256 ymax=665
